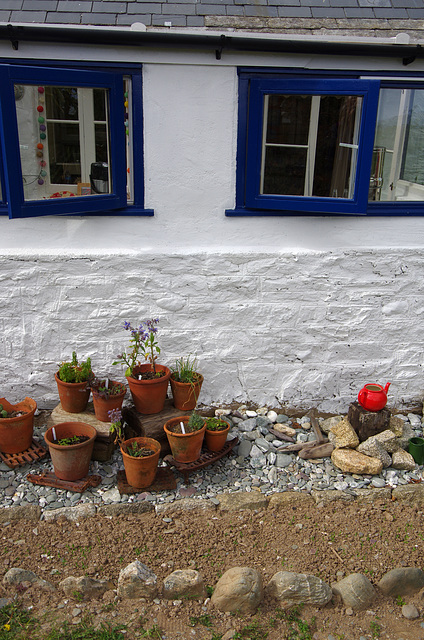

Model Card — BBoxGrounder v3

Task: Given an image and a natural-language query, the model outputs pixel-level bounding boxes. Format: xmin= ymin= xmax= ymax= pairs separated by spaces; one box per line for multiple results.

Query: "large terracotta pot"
xmin=0 ymin=397 xmax=37 ymax=454
xmin=92 ymin=381 xmax=126 ymax=422
xmin=205 ymin=424 xmax=230 ymax=452
xmin=126 ymin=364 xmax=171 ymax=415
xmin=163 ymin=416 xmax=205 ymax=463
xmin=55 ymin=372 xmax=91 ymax=413
xmin=120 ymin=436 xmax=161 ymax=489
xmin=44 ymin=422 xmax=97 ymax=481
xmin=170 ymin=373 xmax=204 ymax=411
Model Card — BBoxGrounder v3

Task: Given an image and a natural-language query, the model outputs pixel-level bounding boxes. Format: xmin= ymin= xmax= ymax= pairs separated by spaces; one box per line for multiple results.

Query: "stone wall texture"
xmin=1 ymin=248 xmax=421 ymax=413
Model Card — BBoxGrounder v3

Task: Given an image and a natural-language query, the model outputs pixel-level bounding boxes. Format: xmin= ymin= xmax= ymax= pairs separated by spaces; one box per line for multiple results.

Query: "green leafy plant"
xmin=0 ymin=404 xmax=8 ymax=418
xmin=171 ymin=356 xmax=200 ymax=384
xmin=58 ymin=351 xmax=93 ymax=383
xmin=56 ymin=435 xmax=88 ymax=446
xmin=125 ymin=441 xmax=155 ymax=458
xmin=370 ymin=619 xmax=382 ymax=639
xmin=189 ymin=614 xmax=214 ymax=628
xmin=187 ymin=410 xmax=205 ymax=433
xmin=205 ymin=417 xmax=229 ymax=432
xmin=277 ymin=605 xmax=316 ymax=640
xmin=89 ymin=378 xmax=125 ymax=400
xmin=396 ymin=595 xmax=406 ymax=606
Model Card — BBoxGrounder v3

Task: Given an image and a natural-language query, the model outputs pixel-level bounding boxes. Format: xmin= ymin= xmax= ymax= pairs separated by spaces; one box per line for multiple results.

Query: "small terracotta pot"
xmin=121 ymin=436 xmax=161 ymax=489
xmin=44 ymin=422 xmax=97 ymax=481
xmin=205 ymin=424 xmax=230 ymax=452
xmin=126 ymin=364 xmax=171 ymax=415
xmin=55 ymin=372 xmax=91 ymax=413
xmin=170 ymin=373 xmax=204 ymax=411
xmin=92 ymin=381 xmax=126 ymax=422
xmin=0 ymin=397 xmax=37 ymax=454
xmin=163 ymin=416 xmax=205 ymax=463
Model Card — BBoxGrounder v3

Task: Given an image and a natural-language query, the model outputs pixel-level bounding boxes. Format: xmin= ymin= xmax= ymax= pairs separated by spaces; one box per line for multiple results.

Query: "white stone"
xmin=267 ymin=410 xmax=278 ymax=423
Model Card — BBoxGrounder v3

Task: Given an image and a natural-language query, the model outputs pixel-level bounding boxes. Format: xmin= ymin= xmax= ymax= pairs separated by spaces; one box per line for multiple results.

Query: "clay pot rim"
xmin=127 ymin=364 xmax=171 ymax=385
xmin=120 ymin=436 xmax=161 ymax=459
xmin=55 ymin=372 xmax=91 ymax=388
xmin=91 ymin=379 xmax=126 ymax=398
xmin=170 ymin=372 xmax=203 ymax=385
xmin=0 ymin=397 xmax=37 ymax=423
xmin=206 ymin=423 xmax=230 ymax=434
xmin=164 ymin=416 xmax=206 ymax=438
xmin=44 ymin=421 xmax=97 ymax=450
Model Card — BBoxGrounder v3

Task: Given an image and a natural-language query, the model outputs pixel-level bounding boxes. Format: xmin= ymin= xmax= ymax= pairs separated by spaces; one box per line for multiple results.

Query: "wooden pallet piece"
xmin=164 ymin=437 xmax=239 ymax=483
xmin=117 ymin=467 xmax=177 ymax=495
xmin=0 ymin=440 xmax=49 ymax=469
xmin=27 ymin=471 xmax=102 ymax=493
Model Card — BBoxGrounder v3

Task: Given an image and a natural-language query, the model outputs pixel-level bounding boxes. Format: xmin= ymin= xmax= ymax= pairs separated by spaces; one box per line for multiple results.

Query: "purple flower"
xmin=108 ymin=408 xmax=122 ymax=424
xmin=123 ymin=321 xmax=131 ymax=330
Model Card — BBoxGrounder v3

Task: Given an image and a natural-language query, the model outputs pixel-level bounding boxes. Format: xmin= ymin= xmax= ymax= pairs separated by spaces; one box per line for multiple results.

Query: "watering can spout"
xmin=384 ymin=382 xmax=391 ymax=394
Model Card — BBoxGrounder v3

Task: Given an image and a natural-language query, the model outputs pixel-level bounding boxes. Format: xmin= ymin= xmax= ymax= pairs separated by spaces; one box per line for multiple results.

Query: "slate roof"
xmin=3 ymin=0 xmax=424 ymax=38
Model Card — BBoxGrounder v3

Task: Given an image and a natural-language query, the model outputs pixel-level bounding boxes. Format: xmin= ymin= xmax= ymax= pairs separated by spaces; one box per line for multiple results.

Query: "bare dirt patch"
xmin=1 ymin=496 xmax=424 ymax=638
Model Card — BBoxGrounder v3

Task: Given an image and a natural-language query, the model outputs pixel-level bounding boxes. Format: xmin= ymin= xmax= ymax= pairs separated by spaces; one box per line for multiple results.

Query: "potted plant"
xmin=55 ymin=352 xmax=93 ymax=413
xmin=44 ymin=421 xmax=97 ymax=481
xmin=163 ymin=410 xmax=206 ymax=463
xmin=113 ymin=319 xmax=171 ymax=415
xmin=89 ymin=377 xmax=126 ymax=422
xmin=0 ymin=397 xmax=37 ymax=454
xmin=204 ymin=416 xmax=230 ymax=452
xmin=170 ymin=356 xmax=203 ymax=411
xmin=110 ymin=409 xmax=161 ymax=488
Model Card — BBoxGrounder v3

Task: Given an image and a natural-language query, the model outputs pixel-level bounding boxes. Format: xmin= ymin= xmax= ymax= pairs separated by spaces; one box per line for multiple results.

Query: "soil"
xmin=2 ymin=497 xmax=424 ymax=639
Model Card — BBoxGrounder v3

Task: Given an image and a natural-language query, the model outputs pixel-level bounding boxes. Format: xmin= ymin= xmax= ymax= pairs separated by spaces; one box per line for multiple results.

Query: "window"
xmin=228 ymin=70 xmax=424 ymax=216
xmin=0 ymin=62 xmax=151 ymax=218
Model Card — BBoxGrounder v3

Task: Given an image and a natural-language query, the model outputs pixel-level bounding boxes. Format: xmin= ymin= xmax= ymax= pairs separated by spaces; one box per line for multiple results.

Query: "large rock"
xmin=268 ymin=492 xmax=314 ymax=509
xmin=117 ymin=560 xmax=158 ymax=600
xmin=320 ymin=416 xmax=343 ymax=435
xmin=210 ymin=567 xmax=263 ymax=614
xmin=372 ymin=430 xmax=400 ymax=453
xmin=43 ymin=504 xmax=96 ymax=522
xmin=331 ymin=449 xmax=383 ymax=475
xmin=391 ymin=449 xmax=416 ymax=470
xmin=266 ymin=571 xmax=332 ymax=607
xmin=3 ymin=568 xmax=55 ymax=593
xmin=218 ymin=492 xmax=268 ymax=512
xmin=59 ymin=576 xmax=113 ymax=599
xmin=389 ymin=415 xmax=405 ymax=437
xmin=0 ymin=505 xmax=41 ymax=523
xmin=392 ymin=484 xmax=424 ymax=506
xmin=328 ymin=417 xmax=359 ymax=449
xmin=163 ymin=570 xmax=206 ymax=600
xmin=332 ymin=573 xmax=376 ymax=610
xmin=357 ymin=439 xmax=392 ymax=468
xmin=378 ymin=568 xmax=424 ymax=596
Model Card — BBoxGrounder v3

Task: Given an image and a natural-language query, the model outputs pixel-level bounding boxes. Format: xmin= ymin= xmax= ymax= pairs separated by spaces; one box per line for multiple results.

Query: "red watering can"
xmin=358 ymin=382 xmax=391 ymax=412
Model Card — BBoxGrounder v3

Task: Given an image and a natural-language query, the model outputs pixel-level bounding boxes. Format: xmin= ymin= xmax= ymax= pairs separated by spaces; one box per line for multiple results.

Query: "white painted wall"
xmin=1 ymin=40 xmax=424 ymax=413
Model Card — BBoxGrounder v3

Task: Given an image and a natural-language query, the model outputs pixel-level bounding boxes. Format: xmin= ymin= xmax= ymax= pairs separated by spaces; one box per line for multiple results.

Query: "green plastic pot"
xmin=408 ymin=437 xmax=424 ymax=465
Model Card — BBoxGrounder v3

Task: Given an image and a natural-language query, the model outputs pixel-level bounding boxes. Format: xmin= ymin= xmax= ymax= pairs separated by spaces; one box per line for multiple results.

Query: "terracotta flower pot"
xmin=163 ymin=416 xmax=205 ymax=463
xmin=170 ymin=373 xmax=204 ymax=411
xmin=55 ymin=372 xmax=91 ymax=413
xmin=126 ymin=364 xmax=171 ymax=415
xmin=44 ymin=422 xmax=97 ymax=481
xmin=120 ymin=436 xmax=161 ymax=489
xmin=205 ymin=424 xmax=230 ymax=452
xmin=92 ymin=381 xmax=126 ymax=422
xmin=0 ymin=397 xmax=37 ymax=454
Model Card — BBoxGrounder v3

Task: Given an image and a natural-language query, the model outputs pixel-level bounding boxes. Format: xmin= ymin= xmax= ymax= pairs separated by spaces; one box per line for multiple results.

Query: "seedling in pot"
xmin=125 ymin=441 xmax=155 ymax=458
xmin=57 ymin=351 xmax=93 ymax=383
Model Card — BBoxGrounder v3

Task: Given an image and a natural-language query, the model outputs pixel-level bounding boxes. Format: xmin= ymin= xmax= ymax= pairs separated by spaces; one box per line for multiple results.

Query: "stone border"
xmin=1 ymin=483 xmax=423 ymax=523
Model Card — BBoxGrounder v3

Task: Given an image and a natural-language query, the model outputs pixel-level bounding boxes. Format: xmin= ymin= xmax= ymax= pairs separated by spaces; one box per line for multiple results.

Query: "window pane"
xmin=266 ymin=95 xmax=311 ymax=145
xmin=261 ymin=93 xmax=362 ymax=199
xmin=263 ymin=147 xmax=307 ymax=195
xmin=15 ymin=84 xmax=111 ymax=200
xmin=371 ymin=88 xmax=424 ymax=202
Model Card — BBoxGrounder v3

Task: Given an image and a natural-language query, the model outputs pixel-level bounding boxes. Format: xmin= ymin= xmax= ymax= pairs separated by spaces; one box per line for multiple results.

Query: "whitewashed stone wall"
xmin=0 ymin=248 xmax=421 ymax=413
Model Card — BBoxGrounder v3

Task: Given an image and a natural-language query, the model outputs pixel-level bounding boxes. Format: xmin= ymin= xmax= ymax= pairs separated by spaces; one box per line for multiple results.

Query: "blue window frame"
xmin=228 ymin=71 xmax=383 ymax=216
xmin=0 ymin=61 xmax=152 ymax=218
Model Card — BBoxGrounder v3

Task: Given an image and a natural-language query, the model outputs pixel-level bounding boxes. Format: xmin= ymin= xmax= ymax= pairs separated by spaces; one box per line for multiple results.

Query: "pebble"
xmin=1 ymin=409 xmax=422 ymax=515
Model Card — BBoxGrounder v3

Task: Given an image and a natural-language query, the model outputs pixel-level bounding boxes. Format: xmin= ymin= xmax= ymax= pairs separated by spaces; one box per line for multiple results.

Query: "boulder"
xmin=378 ymin=568 xmax=424 ymax=596
xmin=372 ymin=430 xmax=400 ymax=453
xmin=391 ymin=449 xmax=416 ymax=470
xmin=117 ymin=560 xmax=158 ymax=600
xmin=331 ymin=449 xmax=383 ymax=475
xmin=210 ymin=567 xmax=263 ymax=614
xmin=59 ymin=576 xmax=113 ymax=599
xmin=320 ymin=416 xmax=343 ymax=434
xmin=328 ymin=417 xmax=359 ymax=449
xmin=163 ymin=570 xmax=206 ymax=600
xmin=332 ymin=573 xmax=376 ymax=610
xmin=218 ymin=493 xmax=268 ymax=512
xmin=389 ymin=415 xmax=405 ymax=437
xmin=3 ymin=568 xmax=55 ymax=593
xmin=42 ymin=504 xmax=96 ymax=522
xmin=357 ymin=439 xmax=392 ymax=468
xmin=266 ymin=571 xmax=332 ymax=607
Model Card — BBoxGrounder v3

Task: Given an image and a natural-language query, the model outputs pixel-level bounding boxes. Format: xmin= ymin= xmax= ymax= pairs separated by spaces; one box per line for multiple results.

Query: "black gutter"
xmin=0 ymin=23 xmax=423 ymax=64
